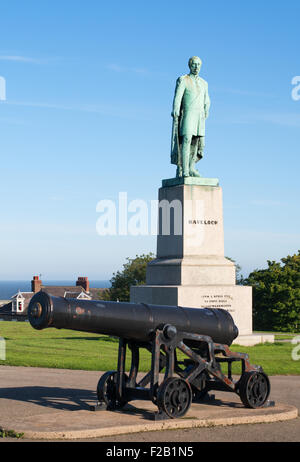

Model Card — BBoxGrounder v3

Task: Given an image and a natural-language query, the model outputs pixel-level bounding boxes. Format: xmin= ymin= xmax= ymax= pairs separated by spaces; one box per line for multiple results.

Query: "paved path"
xmin=0 ymin=366 xmax=299 ymax=442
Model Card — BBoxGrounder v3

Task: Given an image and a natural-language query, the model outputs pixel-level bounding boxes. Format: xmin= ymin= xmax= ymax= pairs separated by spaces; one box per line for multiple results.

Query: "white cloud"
xmin=222 ymin=111 xmax=300 ymax=128
xmin=211 ymin=86 xmax=276 ymax=98
xmin=106 ymin=63 xmax=148 ymax=74
xmin=0 ymin=222 xmax=94 ymax=236
xmin=0 ymin=55 xmax=40 ymax=63
xmin=4 ymin=99 xmax=155 ymax=120
xmin=5 ymin=100 xmax=74 ymax=110
xmin=0 ymin=116 xmax=30 ymax=126
xmin=250 ymin=199 xmax=284 ymax=207
xmin=0 ymin=55 xmax=62 ymax=65
xmin=256 ymin=112 xmax=300 ymax=127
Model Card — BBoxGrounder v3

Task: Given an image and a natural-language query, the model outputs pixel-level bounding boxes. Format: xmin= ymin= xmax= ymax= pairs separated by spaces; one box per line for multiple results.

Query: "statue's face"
xmin=189 ymin=59 xmax=202 ymax=76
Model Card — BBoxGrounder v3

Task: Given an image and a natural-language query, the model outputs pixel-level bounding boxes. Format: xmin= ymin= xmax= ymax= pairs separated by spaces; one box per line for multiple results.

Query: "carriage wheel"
xmin=157 ymin=377 xmax=192 ymax=418
xmin=97 ymin=370 xmax=128 ymax=410
xmin=238 ymin=371 xmax=270 ymax=408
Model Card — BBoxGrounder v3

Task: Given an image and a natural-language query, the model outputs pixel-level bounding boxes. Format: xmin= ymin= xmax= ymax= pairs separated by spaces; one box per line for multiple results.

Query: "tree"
xmin=100 ymin=253 xmax=155 ymax=302
xmin=245 ymin=251 xmax=300 ymax=332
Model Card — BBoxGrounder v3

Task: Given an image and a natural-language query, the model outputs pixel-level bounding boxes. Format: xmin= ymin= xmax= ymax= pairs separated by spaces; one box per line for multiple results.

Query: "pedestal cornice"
xmin=162 ymin=177 xmax=219 ymax=188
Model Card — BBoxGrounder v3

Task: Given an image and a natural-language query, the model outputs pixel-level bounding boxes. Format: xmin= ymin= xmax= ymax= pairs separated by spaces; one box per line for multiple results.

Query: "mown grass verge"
xmin=0 ymin=321 xmax=299 ymax=375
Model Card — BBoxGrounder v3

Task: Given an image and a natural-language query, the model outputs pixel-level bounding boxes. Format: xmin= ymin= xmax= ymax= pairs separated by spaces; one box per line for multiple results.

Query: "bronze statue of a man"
xmin=171 ymin=56 xmax=210 ymax=178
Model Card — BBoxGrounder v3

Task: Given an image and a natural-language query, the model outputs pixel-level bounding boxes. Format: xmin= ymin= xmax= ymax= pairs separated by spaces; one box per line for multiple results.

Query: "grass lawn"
xmin=0 ymin=321 xmax=152 ymax=372
xmin=274 ymin=333 xmax=299 ymax=340
xmin=0 ymin=321 xmax=299 ymax=375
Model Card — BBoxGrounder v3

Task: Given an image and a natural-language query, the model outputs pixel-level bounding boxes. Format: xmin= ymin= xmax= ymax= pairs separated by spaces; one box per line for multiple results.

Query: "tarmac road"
xmin=0 ymin=366 xmax=299 ymax=443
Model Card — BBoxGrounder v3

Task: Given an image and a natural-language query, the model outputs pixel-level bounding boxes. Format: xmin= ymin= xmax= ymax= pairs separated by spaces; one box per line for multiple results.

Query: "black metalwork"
xmin=96 ymin=371 xmax=128 ymax=410
xmin=157 ymin=377 xmax=192 ymax=418
xmin=238 ymin=371 xmax=271 ymax=409
xmin=28 ymin=292 xmax=272 ymax=420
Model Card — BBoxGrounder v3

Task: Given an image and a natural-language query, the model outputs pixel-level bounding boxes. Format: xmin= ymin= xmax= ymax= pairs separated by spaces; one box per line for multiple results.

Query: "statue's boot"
xmin=189 ymin=155 xmax=201 ymax=177
xmin=176 ymin=166 xmax=183 ymax=178
xmin=198 ymin=136 xmax=205 ymax=160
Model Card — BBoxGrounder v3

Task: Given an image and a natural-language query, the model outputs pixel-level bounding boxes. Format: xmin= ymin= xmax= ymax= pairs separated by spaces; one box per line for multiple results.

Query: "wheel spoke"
xmin=158 ymin=378 xmax=192 ymax=418
xmin=240 ymin=372 xmax=270 ymax=409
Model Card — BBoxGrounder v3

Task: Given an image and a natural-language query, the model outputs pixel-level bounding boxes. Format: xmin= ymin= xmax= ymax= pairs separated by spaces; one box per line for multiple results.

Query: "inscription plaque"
xmin=200 ymin=294 xmax=235 ymax=313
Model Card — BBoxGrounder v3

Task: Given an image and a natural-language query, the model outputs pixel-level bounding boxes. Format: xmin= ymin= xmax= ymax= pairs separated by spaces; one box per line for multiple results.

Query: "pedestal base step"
xmin=233 ymin=334 xmax=275 ymax=346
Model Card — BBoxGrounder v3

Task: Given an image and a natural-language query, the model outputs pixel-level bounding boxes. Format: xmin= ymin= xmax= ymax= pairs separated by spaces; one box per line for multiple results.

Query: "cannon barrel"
xmin=28 ymin=291 xmax=239 ymax=346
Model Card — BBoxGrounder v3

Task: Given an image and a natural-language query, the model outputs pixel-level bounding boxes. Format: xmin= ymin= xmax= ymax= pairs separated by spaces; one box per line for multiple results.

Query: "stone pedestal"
xmin=131 ymin=180 xmax=274 ymax=346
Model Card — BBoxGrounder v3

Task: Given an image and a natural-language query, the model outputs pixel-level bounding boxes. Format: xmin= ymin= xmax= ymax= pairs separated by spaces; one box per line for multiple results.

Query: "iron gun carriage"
xmin=28 ymin=291 xmax=271 ymax=420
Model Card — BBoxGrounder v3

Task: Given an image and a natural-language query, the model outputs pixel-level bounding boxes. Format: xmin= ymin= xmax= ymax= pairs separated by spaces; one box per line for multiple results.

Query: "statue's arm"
xmin=204 ymin=82 xmax=211 ymax=119
xmin=172 ymin=77 xmax=185 ymax=118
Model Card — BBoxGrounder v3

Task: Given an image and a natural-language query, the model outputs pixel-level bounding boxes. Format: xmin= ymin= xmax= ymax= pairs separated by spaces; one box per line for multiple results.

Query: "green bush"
xmin=245 ymin=251 xmax=300 ymax=332
xmin=100 ymin=253 xmax=155 ymax=302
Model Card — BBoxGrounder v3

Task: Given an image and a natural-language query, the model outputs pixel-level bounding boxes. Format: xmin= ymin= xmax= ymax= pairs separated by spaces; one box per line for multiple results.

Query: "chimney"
xmin=31 ymin=275 xmax=42 ymax=293
xmin=76 ymin=276 xmax=90 ymax=293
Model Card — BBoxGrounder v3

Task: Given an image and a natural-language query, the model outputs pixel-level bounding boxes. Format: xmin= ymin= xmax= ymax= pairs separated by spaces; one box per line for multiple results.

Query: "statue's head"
xmin=188 ymin=56 xmax=202 ymax=76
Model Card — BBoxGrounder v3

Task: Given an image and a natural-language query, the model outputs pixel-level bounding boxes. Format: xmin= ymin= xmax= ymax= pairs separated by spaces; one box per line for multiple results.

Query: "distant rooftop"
xmin=0 ymin=275 xmax=107 ymax=317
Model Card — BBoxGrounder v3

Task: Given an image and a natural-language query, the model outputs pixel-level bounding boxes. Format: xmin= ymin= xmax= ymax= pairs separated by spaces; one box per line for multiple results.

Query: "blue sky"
xmin=0 ymin=0 xmax=299 ymax=280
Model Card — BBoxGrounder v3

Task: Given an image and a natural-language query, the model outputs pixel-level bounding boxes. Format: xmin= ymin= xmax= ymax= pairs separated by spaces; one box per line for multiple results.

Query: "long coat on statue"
xmin=171 ymin=74 xmax=210 ymax=166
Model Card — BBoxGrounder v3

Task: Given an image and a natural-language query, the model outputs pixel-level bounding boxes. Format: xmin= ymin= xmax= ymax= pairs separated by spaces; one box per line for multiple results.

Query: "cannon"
xmin=28 ymin=291 xmax=271 ymax=420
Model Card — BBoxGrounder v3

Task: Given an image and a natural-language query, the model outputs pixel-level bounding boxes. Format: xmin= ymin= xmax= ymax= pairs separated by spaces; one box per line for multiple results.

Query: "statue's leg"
xmin=181 ymin=135 xmax=192 ymax=177
xmin=176 ymin=165 xmax=183 ymax=178
xmin=189 ymin=138 xmax=201 ymax=177
xmin=198 ymin=136 xmax=205 ymax=159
